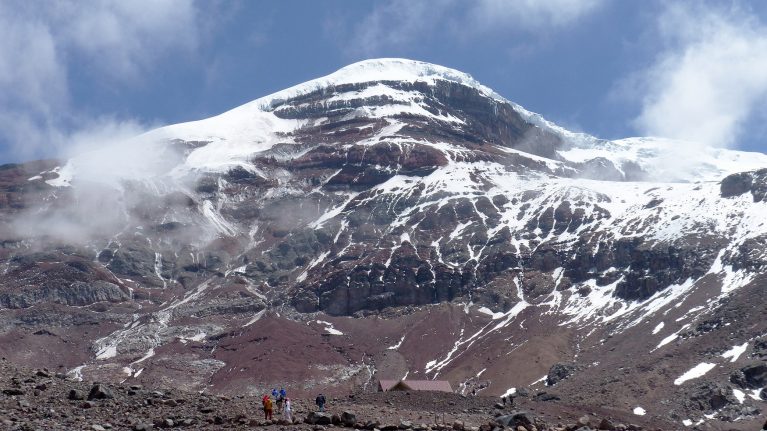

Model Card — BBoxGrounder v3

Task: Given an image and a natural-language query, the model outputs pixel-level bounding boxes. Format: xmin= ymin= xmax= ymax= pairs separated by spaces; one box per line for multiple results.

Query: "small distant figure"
xmin=263 ymin=394 xmax=274 ymax=420
xmin=501 ymin=396 xmax=506 ymax=405
xmin=277 ymin=386 xmax=287 ymax=413
xmin=315 ymin=393 xmax=326 ymax=412
xmin=284 ymin=397 xmax=293 ymax=422
xmin=272 ymin=388 xmax=278 ymax=399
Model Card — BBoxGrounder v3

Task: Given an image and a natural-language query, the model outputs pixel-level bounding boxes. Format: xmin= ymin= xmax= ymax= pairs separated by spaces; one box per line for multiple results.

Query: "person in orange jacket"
xmin=262 ymin=394 xmax=274 ymax=420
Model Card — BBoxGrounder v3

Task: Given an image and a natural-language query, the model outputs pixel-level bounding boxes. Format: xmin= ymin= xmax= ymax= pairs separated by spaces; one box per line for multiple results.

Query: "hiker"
xmin=284 ymin=397 xmax=293 ymax=422
xmin=315 ymin=393 xmax=326 ymax=411
xmin=263 ymin=394 xmax=274 ymax=420
xmin=277 ymin=387 xmax=287 ymax=413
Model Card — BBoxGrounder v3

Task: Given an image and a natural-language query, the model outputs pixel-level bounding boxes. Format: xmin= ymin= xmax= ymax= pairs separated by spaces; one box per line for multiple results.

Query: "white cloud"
xmin=468 ymin=0 xmax=604 ymax=31
xmin=348 ymin=0 xmax=604 ymax=56
xmin=350 ymin=0 xmax=447 ymax=56
xmin=0 ymin=0 xmax=201 ymax=160
xmin=634 ymin=4 xmax=767 ymax=148
xmin=53 ymin=1 xmax=199 ymax=81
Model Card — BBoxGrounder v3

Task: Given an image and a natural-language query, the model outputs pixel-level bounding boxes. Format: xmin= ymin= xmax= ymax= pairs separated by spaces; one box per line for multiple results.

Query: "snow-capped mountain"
xmin=1 ymin=59 xmax=765 ymax=429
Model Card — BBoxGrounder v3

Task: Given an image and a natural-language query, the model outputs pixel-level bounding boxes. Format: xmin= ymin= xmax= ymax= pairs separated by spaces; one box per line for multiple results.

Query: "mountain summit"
xmin=1 ymin=59 xmax=766 ymax=428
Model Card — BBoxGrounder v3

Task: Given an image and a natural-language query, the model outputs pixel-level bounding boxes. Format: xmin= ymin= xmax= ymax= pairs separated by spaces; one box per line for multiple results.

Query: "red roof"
xmin=378 ymin=379 xmax=453 ymax=393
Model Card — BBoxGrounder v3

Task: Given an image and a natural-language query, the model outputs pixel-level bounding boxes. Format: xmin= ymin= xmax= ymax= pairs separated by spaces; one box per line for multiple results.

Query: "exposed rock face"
xmin=546 ymin=363 xmax=578 ymax=387
xmin=684 ymin=382 xmax=739 ymax=411
xmin=721 ymin=168 xmax=767 ymax=201
xmin=0 ymin=280 xmax=128 ymax=309
xmin=732 ymin=363 xmax=767 ymax=389
xmin=753 ymin=337 xmax=767 ymax=358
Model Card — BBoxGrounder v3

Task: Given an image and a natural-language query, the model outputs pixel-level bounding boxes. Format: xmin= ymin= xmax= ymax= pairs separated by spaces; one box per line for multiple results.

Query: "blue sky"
xmin=1 ymin=1 xmax=767 ymax=163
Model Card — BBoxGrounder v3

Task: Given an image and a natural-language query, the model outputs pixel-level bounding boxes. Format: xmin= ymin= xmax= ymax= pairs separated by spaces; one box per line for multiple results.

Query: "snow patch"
xmin=68 ymin=365 xmax=85 ymax=382
xmin=245 ymin=309 xmax=266 ymax=327
xmin=95 ymin=344 xmax=117 ymax=360
xmin=721 ymin=342 xmax=748 ymax=363
xmin=633 ymin=407 xmax=646 ymax=416
xmin=387 ymin=334 xmax=406 ymax=350
xmin=201 ymin=200 xmax=237 ymax=236
xmin=45 ymin=165 xmax=73 ymax=187
xmin=316 ymin=320 xmax=344 ymax=335
xmin=477 ymin=306 xmax=505 ymax=320
xmin=655 ymin=333 xmax=679 ymax=350
xmin=674 ymin=363 xmax=716 ymax=385
xmin=733 ymin=389 xmax=746 ymax=404
xmin=501 ymin=387 xmax=516 ymax=398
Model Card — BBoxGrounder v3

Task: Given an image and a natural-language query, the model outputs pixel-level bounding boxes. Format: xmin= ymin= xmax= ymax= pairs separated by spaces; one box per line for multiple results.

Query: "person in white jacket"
xmin=283 ymin=397 xmax=292 ymax=423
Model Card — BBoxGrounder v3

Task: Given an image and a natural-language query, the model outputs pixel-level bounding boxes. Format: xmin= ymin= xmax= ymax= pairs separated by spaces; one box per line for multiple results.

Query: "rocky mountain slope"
xmin=0 ymin=59 xmax=765 ymax=430
xmin=0 ymin=359 xmax=678 ymax=431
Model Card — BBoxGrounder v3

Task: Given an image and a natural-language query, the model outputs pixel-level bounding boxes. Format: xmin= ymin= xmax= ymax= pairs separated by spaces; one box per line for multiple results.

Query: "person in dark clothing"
xmin=277 ymin=387 xmax=286 ymax=413
xmin=315 ymin=393 xmax=326 ymax=412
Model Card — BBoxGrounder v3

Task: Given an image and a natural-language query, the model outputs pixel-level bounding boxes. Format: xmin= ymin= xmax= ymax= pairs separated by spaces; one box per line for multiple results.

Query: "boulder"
xmin=306 ymin=412 xmax=333 ymax=425
xmin=598 ymin=418 xmax=615 ymax=430
xmin=68 ymin=389 xmax=85 ymax=400
xmin=88 ymin=384 xmax=115 ymax=400
xmin=495 ymin=411 xmax=534 ymax=429
xmin=341 ymin=411 xmax=357 ymax=427
xmin=533 ymin=391 xmax=560 ymax=402
xmin=153 ymin=418 xmax=174 ymax=428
